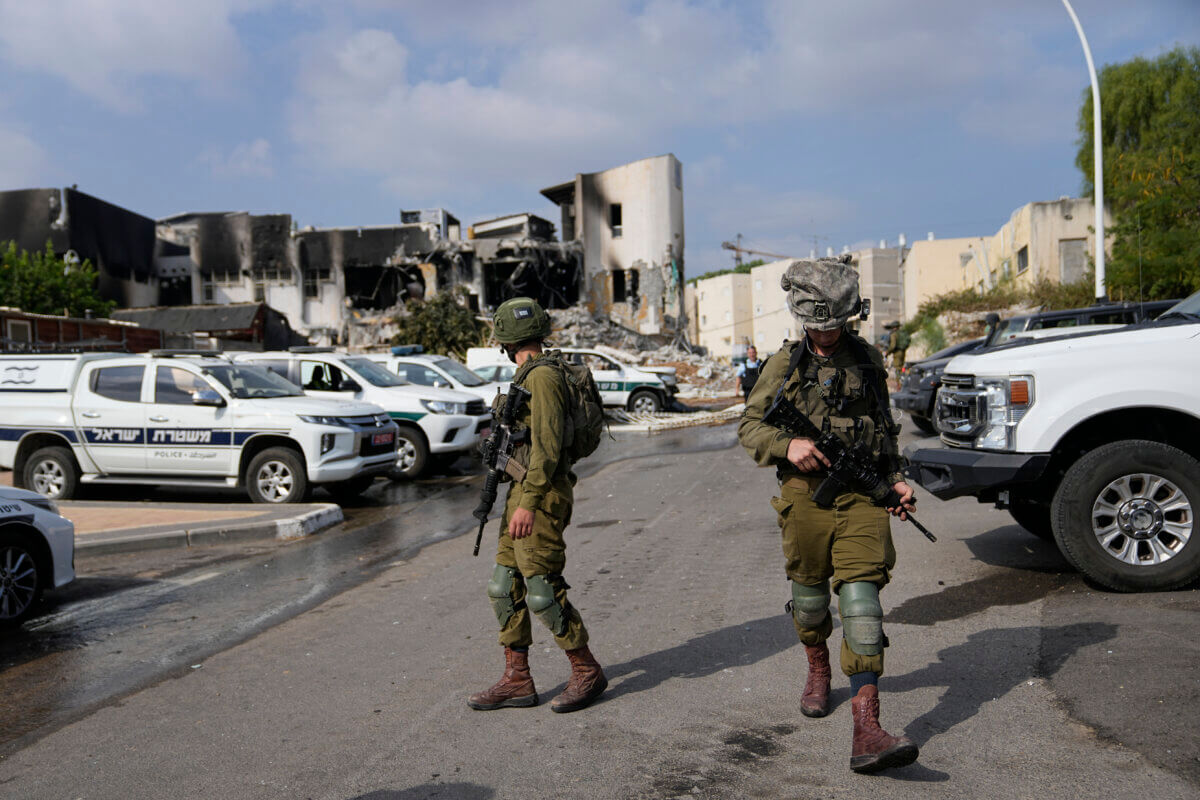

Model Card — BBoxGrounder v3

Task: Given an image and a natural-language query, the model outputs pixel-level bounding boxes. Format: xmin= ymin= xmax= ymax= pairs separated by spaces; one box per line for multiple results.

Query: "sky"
xmin=0 ymin=0 xmax=1196 ymax=275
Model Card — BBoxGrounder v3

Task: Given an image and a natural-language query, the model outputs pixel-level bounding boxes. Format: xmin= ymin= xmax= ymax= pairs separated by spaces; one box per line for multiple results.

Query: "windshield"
xmin=343 ymin=357 xmax=408 ymax=387
xmin=987 ymin=318 xmax=1028 ymax=347
xmin=202 ymin=364 xmax=303 ymax=398
xmin=434 ymin=357 xmax=486 ymax=386
xmin=1160 ymin=290 xmax=1200 ymax=319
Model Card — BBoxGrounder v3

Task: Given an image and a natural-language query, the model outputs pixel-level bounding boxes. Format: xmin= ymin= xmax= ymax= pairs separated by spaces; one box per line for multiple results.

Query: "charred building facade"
xmin=541 ymin=154 xmax=686 ymax=337
xmin=0 ymin=187 xmax=158 ymax=308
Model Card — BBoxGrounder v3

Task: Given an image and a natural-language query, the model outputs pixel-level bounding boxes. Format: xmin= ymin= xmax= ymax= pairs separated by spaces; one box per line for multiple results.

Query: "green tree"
xmin=1076 ymin=46 xmax=1200 ymax=299
xmin=390 ymin=287 xmax=488 ymax=358
xmin=0 ymin=241 xmax=115 ymax=317
xmin=686 ymin=259 xmax=767 ymax=285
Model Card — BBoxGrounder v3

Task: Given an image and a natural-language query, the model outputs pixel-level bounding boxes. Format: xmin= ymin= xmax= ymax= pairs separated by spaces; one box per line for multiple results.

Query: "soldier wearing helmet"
xmin=468 ymin=297 xmax=607 ymax=714
xmin=737 ymin=256 xmax=920 ymax=774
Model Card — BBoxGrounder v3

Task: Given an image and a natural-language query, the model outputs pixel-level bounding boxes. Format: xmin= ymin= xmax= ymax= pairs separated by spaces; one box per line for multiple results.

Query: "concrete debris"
xmin=549 ymin=305 xmax=738 ymax=398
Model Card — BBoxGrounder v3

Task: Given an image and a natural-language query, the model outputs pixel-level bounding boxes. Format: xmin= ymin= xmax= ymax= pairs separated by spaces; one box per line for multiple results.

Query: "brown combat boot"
xmin=467 ymin=647 xmax=538 ymax=710
xmin=549 ymin=645 xmax=608 ymax=713
xmin=849 ymin=685 xmax=918 ymax=773
xmin=800 ymin=643 xmax=831 ymax=718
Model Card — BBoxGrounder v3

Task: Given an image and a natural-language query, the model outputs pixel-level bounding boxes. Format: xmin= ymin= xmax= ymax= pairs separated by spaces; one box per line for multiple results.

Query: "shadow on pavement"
xmin=962 ymin=523 xmax=1072 ymax=573
xmin=887 ymin=622 xmax=1118 ymax=746
xmin=348 ymin=785 xmax=493 ymax=800
xmin=600 ymin=614 xmax=793 ymax=702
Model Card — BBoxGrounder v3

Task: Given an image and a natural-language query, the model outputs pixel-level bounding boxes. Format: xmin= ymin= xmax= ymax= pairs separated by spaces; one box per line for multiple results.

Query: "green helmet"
xmin=492 ymin=297 xmax=551 ymax=344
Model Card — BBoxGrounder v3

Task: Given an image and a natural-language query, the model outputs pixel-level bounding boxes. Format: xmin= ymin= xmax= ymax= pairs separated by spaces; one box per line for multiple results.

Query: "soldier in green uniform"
xmin=467 ymin=297 xmax=608 ymax=714
xmin=884 ymin=321 xmax=907 ymax=382
xmin=738 ymin=256 xmax=920 ymax=774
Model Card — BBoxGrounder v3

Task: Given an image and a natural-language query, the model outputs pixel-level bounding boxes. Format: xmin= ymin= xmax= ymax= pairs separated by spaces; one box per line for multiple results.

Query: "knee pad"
xmin=525 ymin=574 xmax=568 ymax=636
xmin=487 ymin=565 xmax=517 ymax=627
xmin=789 ymin=580 xmax=831 ymax=629
xmin=839 ymin=582 xmax=883 ymax=656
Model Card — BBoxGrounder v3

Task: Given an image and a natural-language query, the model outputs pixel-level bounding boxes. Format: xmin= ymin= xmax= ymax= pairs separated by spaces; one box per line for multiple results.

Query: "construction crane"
xmin=720 ymin=234 xmax=793 ymax=266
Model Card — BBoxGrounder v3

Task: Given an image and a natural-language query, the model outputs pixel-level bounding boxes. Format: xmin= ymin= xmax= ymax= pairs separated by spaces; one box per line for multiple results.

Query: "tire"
xmin=1051 ymin=440 xmax=1200 ymax=592
xmin=0 ymin=531 xmax=45 ymax=629
xmin=324 ymin=475 xmax=376 ymax=502
xmin=627 ymin=390 xmax=662 ymax=414
xmin=1008 ymin=499 xmax=1054 ymax=540
xmin=245 ymin=447 xmax=310 ymax=504
xmin=388 ymin=427 xmax=429 ymax=481
xmin=909 ymin=414 xmax=937 ymax=435
xmin=23 ymin=446 xmax=80 ymax=501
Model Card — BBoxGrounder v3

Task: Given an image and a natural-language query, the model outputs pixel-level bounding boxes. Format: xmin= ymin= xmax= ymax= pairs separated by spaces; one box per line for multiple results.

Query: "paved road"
xmin=0 ymin=426 xmax=1196 ymax=799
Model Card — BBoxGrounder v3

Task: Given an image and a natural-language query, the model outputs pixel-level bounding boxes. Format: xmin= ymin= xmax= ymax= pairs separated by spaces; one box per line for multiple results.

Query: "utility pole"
xmin=1062 ymin=0 xmax=1105 ymax=300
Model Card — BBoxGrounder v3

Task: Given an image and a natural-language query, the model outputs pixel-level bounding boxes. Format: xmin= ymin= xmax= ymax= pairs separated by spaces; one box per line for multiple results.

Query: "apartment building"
xmin=692 ymin=272 xmax=752 ymax=360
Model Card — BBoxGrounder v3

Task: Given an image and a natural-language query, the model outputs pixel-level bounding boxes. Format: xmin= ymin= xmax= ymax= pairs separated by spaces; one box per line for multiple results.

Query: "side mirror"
xmin=339 ymin=378 xmax=362 ymax=393
xmin=192 ymin=389 xmax=226 ymax=407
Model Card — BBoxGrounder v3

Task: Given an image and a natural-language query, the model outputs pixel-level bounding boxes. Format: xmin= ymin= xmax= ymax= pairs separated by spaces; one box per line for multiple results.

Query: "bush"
xmin=905 ymin=276 xmax=1097 ymax=340
xmin=390 ymin=288 xmax=489 ymax=359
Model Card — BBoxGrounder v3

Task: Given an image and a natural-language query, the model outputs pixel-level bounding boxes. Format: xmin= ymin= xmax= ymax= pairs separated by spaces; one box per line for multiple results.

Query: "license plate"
xmin=372 ymin=432 xmax=395 ymax=446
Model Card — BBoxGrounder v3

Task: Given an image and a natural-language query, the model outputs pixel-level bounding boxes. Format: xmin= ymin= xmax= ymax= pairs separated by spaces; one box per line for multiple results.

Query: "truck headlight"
xmin=975 ymin=376 xmax=1034 ymax=450
xmin=299 ymin=415 xmax=351 ymax=426
xmin=422 ymin=399 xmax=466 ymax=415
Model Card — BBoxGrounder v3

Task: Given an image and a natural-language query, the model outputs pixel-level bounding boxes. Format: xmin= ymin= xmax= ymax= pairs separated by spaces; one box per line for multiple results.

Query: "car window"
xmin=396 ymin=364 xmax=443 ymax=386
xmin=301 ymin=360 xmax=348 ymax=391
xmin=434 ymin=357 xmax=486 ymax=387
xmin=1029 ymin=317 xmax=1079 ymax=331
xmin=202 ymin=365 xmax=302 ymax=398
xmin=155 ymin=366 xmax=212 ymax=405
xmin=571 ymin=353 xmax=619 ymax=372
xmin=91 ymin=365 xmax=145 ymax=403
xmin=247 ymin=359 xmax=291 ymax=381
xmin=1087 ymin=310 xmax=1134 ymax=325
xmin=342 ymin=357 xmax=407 ymax=388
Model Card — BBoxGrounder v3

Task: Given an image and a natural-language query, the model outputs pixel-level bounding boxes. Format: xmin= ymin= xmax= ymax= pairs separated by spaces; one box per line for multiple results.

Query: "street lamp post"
xmin=1061 ymin=0 xmax=1106 ymax=301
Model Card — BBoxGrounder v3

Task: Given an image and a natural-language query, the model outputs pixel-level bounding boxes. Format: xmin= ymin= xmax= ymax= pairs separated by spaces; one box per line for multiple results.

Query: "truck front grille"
xmin=935 ymin=374 xmax=984 ymax=446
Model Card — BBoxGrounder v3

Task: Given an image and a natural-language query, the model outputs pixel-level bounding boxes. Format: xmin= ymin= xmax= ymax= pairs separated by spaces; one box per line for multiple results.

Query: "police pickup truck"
xmin=904 ymin=292 xmax=1200 ymax=592
xmin=0 ymin=351 xmax=399 ymax=504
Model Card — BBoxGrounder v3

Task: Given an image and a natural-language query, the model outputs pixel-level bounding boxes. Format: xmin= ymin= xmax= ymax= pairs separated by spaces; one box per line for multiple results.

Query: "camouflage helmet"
xmin=780 ymin=254 xmax=862 ymax=332
xmin=492 ymin=297 xmax=551 ymax=344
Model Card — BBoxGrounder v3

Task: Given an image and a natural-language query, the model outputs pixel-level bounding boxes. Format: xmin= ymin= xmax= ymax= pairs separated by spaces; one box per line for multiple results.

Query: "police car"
xmin=365 ymin=346 xmax=506 ymax=404
xmin=0 ymin=351 xmax=398 ymax=504
xmin=0 ymin=486 xmax=74 ymax=629
xmin=232 ymin=349 xmax=490 ymax=479
xmin=465 ymin=347 xmax=677 ymax=413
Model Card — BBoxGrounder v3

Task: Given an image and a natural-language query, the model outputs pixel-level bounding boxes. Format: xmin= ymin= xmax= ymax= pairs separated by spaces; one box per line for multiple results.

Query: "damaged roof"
xmin=111 ymin=303 xmax=263 ymax=332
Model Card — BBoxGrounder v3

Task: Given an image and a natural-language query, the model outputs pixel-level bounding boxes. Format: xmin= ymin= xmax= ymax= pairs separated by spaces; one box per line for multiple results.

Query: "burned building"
xmin=468 ymin=213 xmax=582 ymax=311
xmin=155 ymin=209 xmax=474 ymax=346
xmin=0 ymin=187 xmax=159 ymax=308
xmin=541 ymin=154 xmax=686 ymax=337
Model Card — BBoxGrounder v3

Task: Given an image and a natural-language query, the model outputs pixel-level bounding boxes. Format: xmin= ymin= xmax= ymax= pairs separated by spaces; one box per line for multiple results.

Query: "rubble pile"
xmin=549 ymin=306 xmax=738 ymax=398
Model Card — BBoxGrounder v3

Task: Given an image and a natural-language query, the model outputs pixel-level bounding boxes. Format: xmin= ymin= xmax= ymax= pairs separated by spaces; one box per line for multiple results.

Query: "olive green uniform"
xmin=492 ymin=351 xmax=589 ymax=652
xmin=886 ymin=330 xmax=906 ymax=373
xmin=738 ymin=333 xmax=904 ymax=677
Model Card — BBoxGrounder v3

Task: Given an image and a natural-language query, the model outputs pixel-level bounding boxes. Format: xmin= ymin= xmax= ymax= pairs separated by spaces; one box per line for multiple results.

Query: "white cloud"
xmin=0 ymin=0 xmax=259 ymax=111
xmin=0 ymin=127 xmax=48 ymax=186
xmin=200 ymin=138 xmax=275 ymax=178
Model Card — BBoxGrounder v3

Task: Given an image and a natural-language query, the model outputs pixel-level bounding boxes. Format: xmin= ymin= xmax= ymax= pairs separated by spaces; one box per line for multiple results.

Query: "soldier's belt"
xmin=782 ymin=474 xmax=826 ymax=491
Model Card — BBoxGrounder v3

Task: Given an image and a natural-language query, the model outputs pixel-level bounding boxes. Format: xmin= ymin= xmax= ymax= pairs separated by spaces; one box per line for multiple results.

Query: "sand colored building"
xmin=692 ymin=272 xmax=753 ymax=360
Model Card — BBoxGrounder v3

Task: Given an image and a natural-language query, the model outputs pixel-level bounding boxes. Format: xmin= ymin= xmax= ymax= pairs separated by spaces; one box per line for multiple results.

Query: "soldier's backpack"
xmin=516 ymin=352 xmax=606 ymax=463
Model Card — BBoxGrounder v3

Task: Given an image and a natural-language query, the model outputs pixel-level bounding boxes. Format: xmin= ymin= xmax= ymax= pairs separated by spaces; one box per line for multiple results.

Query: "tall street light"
xmin=1062 ymin=0 xmax=1106 ymax=301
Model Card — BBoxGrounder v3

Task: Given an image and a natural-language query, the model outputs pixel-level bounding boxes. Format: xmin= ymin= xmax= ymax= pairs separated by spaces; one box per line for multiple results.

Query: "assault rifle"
xmin=762 ymin=396 xmax=936 ymax=543
xmin=472 ymin=383 xmax=532 ymax=556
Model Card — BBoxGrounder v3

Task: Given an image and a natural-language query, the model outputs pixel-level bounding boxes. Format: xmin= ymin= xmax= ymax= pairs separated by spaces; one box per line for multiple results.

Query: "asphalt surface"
xmin=0 ymin=425 xmax=1196 ymax=799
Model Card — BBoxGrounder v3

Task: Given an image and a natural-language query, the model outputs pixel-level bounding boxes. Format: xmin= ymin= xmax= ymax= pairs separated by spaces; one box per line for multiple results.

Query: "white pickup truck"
xmin=0 ymin=351 xmax=399 ymax=504
xmin=905 ymin=292 xmax=1200 ymax=591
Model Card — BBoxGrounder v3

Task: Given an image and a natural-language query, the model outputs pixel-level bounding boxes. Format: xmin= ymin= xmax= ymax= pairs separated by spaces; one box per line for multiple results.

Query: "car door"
xmin=74 ymin=363 xmax=147 ymax=472
xmin=574 ymin=352 xmax=625 ymax=406
xmin=145 ymin=364 xmax=234 ymax=475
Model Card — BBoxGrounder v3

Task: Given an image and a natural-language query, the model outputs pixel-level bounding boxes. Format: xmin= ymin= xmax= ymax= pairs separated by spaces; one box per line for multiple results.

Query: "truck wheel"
xmin=1007 ymin=497 xmax=1054 ymax=540
xmin=0 ymin=530 xmax=45 ymax=629
xmin=246 ymin=447 xmax=310 ymax=504
xmin=909 ymin=414 xmax=937 ymax=436
xmin=1051 ymin=440 xmax=1200 ymax=592
xmin=627 ymin=390 xmax=661 ymax=414
xmin=23 ymin=447 xmax=79 ymax=501
xmin=388 ymin=428 xmax=429 ymax=481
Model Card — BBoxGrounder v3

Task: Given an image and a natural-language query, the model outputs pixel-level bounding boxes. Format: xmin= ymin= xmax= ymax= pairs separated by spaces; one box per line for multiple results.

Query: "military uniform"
xmin=885 ymin=324 xmax=907 ymax=378
xmin=469 ymin=298 xmax=606 ymax=714
xmin=737 ymin=256 xmax=919 ymax=774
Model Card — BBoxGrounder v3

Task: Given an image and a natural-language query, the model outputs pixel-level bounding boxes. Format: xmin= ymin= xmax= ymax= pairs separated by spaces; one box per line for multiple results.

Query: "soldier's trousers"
xmin=493 ymin=479 xmax=589 ymax=651
xmin=771 ymin=475 xmax=897 ymax=677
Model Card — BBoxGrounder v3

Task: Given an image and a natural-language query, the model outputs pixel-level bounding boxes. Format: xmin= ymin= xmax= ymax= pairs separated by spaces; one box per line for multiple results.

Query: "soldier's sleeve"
xmin=866 ymin=344 xmax=907 ymax=485
xmin=517 ymin=366 xmax=567 ymax=511
xmin=737 ymin=347 xmax=794 ymax=466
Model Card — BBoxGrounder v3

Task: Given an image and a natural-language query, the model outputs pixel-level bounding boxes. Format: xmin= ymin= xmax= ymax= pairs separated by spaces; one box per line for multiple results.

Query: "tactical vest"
xmin=741 ymin=361 xmax=761 ymax=394
xmin=772 ymin=335 xmax=897 ymax=476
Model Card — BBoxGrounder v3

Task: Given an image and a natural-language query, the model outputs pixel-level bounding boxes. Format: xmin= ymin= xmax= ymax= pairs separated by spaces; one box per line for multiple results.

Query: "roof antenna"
xmin=1137 ymin=211 xmax=1144 ymax=315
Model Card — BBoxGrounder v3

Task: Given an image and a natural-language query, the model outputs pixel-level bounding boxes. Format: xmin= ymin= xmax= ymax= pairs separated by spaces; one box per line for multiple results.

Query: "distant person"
xmin=884 ymin=321 xmax=908 ymax=380
xmin=736 ymin=346 xmax=761 ymax=402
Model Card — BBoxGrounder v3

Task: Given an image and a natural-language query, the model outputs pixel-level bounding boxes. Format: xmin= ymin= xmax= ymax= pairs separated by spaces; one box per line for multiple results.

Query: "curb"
xmin=75 ymin=503 xmax=345 ymax=557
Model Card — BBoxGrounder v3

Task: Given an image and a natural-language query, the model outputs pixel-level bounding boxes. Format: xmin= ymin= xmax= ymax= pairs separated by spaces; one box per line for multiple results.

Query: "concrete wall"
xmin=748 ymin=259 xmax=795 ymax=355
xmin=573 ymin=154 xmax=685 ymax=337
xmin=694 ymin=272 xmax=752 ymax=360
xmin=900 ymin=236 xmax=982 ymax=320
